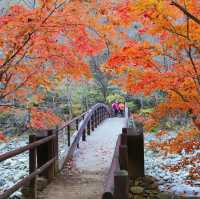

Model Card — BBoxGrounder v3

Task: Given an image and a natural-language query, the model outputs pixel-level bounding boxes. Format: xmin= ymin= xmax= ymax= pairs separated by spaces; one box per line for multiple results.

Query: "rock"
xmin=37 ymin=177 xmax=48 ymax=191
xmin=0 ymin=179 xmax=6 ymax=186
xmin=148 ymin=182 xmax=159 ymax=190
xmin=134 ymin=178 xmax=143 ymax=186
xmin=134 ymin=180 xmax=141 ymax=186
xmin=129 ymin=193 xmax=134 ymax=199
xmin=143 ymin=175 xmax=155 ymax=185
xmin=130 ymin=186 xmax=144 ymax=194
xmin=145 ymin=150 xmax=154 ymax=156
xmin=163 ymin=175 xmax=170 ymax=181
xmin=157 ymin=192 xmax=173 ymax=199
xmin=3 ymin=159 xmax=12 ymax=167
xmin=9 ymin=191 xmax=22 ymax=199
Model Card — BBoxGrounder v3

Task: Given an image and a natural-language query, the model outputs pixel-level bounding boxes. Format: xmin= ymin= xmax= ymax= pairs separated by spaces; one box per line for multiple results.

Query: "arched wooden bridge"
xmin=0 ymin=103 xmax=144 ymax=199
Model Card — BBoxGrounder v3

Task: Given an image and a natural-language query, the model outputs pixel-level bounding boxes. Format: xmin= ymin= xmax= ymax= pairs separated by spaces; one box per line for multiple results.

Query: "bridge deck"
xmin=38 ymin=117 xmax=126 ymax=199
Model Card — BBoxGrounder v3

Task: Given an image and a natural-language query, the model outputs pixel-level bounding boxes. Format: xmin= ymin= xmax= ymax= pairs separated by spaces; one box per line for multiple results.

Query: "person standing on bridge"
xmin=119 ymin=102 xmax=125 ymax=117
xmin=112 ymin=101 xmax=119 ymax=117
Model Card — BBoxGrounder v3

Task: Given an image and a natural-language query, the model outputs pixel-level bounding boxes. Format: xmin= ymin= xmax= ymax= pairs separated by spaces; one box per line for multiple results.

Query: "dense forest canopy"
xmin=0 ymin=0 xmax=199 ymax=135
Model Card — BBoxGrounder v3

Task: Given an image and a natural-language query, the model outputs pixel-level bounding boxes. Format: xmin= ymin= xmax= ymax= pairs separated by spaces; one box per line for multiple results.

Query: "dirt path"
xmin=38 ymin=118 xmax=126 ymax=199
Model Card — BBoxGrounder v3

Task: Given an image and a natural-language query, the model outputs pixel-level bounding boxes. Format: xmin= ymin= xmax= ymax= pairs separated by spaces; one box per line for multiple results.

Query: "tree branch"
xmin=171 ymin=1 xmax=200 ymax=25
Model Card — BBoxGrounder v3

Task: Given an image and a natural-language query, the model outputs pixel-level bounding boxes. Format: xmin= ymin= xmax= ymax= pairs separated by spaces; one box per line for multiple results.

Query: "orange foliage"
xmin=143 ymin=118 xmax=158 ymax=131
xmin=0 ymin=132 xmax=6 ymax=141
xmin=155 ymin=130 xmax=168 ymax=138
xmin=29 ymin=107 xmax=62 ymax=130
xmin=147 ymin=129 xmax=200 ymax=154
xmin=132 ymin=113 xmax=146 ymax=123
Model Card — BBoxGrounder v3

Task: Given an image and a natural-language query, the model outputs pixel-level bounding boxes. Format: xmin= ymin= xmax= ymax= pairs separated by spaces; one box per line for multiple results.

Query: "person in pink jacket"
xmin=112 ymin=101 xmax=119 ymax=116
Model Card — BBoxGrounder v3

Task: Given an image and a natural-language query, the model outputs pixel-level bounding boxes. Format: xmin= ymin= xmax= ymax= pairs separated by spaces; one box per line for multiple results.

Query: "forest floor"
xmin=38 ymin=117 xmax=126 ymax=199
xmin=144 ymin=132 xmax=200 ymax=197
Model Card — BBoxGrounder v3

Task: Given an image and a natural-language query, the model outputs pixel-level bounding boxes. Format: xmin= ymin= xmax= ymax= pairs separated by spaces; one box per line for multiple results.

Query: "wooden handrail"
xmin=102 ymin=135 xmax=121 ymax=199
xmin=59 ymin=103 xmax=110 ymax=169
xmin=102 ymin=106 xmax=129 ymax=199
xmin=0 ymin=134 xmax=55 ymax=162
xmin=58 ymin=111 xmax=87 ymax=133
xmin=0 ymin=103 xmax=110 ymax=199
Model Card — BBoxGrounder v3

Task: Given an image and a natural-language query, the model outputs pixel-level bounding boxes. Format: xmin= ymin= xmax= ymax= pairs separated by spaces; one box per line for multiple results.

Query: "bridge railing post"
xmin=101 ymin=107 xmax=103 ymax=122
xmin=97 ymin=108 xmax=100 ymax=125
xmin=119 ymin=145 xmax=128 ymax=171
xmin=94 ymin=110 xmax=97 ymax=128
xmin=35 ymin=130 xmax=56 ymax=181
xmin=22 ymin=134 xmax=37 ymax=199
xmin=119 ymin=128 xmax=128 ymax=171
xmin=47 ymin=130 xmax=55 ymax=181
xmin=91 ymin=115 xmax=94 ymax=131
xmin=114 ymin=170 xmax=129 ymax=199
xmin=82 ymin=128 xmax=86 ymax=141
xmin=99 ymin=108 xmax=101 ymax=123
xmin=36 ymin=131 xmax=49 ymax=179
xmin=87 ymin=121 xmax=91 ymax=135
xmin=54 ymin=127 xmax=59 ymax=174
xmin=76 ymin=119 xmax=79 ymax=130
xmin=127 ymin=125 xmax=144 ymax=180
xmin=67 ymin=125 xmax=70 ymax=146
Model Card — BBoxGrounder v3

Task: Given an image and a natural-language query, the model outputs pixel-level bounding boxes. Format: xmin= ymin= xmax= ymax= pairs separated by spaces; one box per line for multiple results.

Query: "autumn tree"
xmin=0 ymin=0 xmax=108 ymax=131
xmin=104 ymin=0 xmax=200 ymax=129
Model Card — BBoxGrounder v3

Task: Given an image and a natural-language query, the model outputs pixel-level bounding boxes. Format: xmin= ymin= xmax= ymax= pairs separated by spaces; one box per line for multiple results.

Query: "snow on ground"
xmin=74 ymin=117 xmax=126 ymax=172
xmin=144 ymin=132 xmax=200 ymax=197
